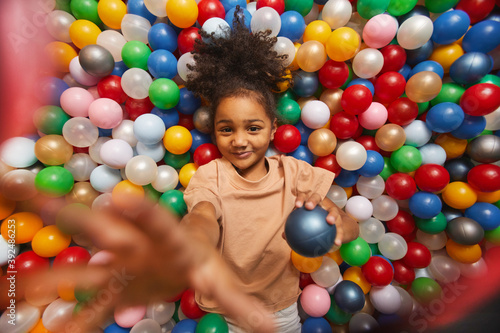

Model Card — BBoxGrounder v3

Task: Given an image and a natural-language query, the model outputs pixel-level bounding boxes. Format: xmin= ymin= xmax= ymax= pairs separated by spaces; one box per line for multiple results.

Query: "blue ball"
xmin=225 ymin=6 xmax=252 ymax=30
xmin=151 ymin=107 xmax=179 ymax=128
xmin=279 ymin=11 xmax=306 ymax=42
xmin=172 ymin=319 xmax=197 ymax=333
xmin=314 ymin=0 xmax=329 ymax=4
xmin=111 ymin=61 xmax=129 ymax=77
xmin=347 ymin=79 xmax=375 ymax=96
xmin=148 ymin=23 xmax=178 ymax=52
xmin=409 ymin=192 xmax=442 ymax=219
xmin=450 ymin=114 xmax=486 ymax=139
xmin=431 ymin=9 xmax=470 ymax=45
xmin=406 ymin=40 xmax=434 ymax=66
xmin=220 ymin=0 xmax=247 ymax=11
xmin=465 ymin=202 xmax=500 ymax=231
xmin=450 ymin=52 xmax=493 ymax=85
xmin=442 ymin=206 xmax=463 ymax=222
xmin=148 ymin=50 xmax=178 ymax=79
xmin=334 ymin=169 xmax=359 ymax=188
xmin=425 ymin=102 xmax=465 ymax=133
xmin=409 ymin=61 xmax=444 ymax=79
xmin=36 ymin=77 xmax=69 ymax=106
xmin=98 ymin=127 xmax=113 ymax=137
xmin=133 ymin=113 xmax=166 ymax=145
xmin=398 ymin=64 xmax=412 ymax=80
xmin=177 ymin=88 xmax=202 ymax=115
xmin=462 ymin=19 xmax=500 ymax=54
xmin=284 ymin=206 xmax=336 ymax=257
xmin=302 ymin=317 xmax=332 ymax=333
xmin=292 ymin=70 xmax=319 ymax=97
xmin=444 ymin=157 xmax=474 ymax=182
xmin=104 ymin=323 xmax=131 ymax=333
xmin=295 ymin=120 xmax=314 ymax=146
xmin=127 ymin=0 xmax=156 ymax=25
xmin=358 ymin=150 xmax=384 ymax=177
xmin=333 ymin=280 xmax=365 ymax=314
xmin=288 ymin=145 xmax=314 ymax=164
xmin=189 ymin=129 xmax=212 ymax=154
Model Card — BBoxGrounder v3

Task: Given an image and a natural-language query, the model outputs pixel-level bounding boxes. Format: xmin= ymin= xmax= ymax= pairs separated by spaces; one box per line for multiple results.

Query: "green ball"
xmin=357 ymin=0 xmax=391 ymax=19
xmin=494 ymin=200 xmax=500 ymax=209
xmin=284 ymin=0 xmax=313 ymax=16
xmin=339 ymin=237 xmax=371 ymax=266
xmin=425 ymin=0 xmax=460 ymax=13
xmin=121 ymin=41 xmax=152 ymax=70
xmin=387 ymin=0 xmax=417 ymax=16
xmin=430 ymin=83 xmax=465 ymax=106
xmin=35 ymin=166 xmax=74 ymax=197
xmin=411 ymin=277 xmax=442 ymax=304
xmin=340 ymin=64 xmax=354 ymax=90
xmin=417 ymin=101 xmax=430 ymax=115
xmin=149 ymin=78 xmax=180 ymax=109
xmin=33 ymin=106 xmax=71 ymax=135
xmin=164 ymin=151 xmax=191 ymax=169
xmin=74 ymin=284 xmax=97 ymax=303
xmin=70 ymin=0 xmax=102 ymax=25
xmin=415 ymin=212 xmax=447 ymax=234
xmin=379 ymin=157 xmax=396 ymax=181
xmin=73 ymin=302 xmax=87 ymax=316
xmin=56 ymin=0 xmax=72 ymax=13
xmin=159 ymin=189 xmax=187 ymax=216
xmin=390 ymin=146 xmax=422 ymax=173
xmin=276 ymin=98 xmax=301 ymax=125
xmin=144 ymin=184 xmax=161 ymax=202
xmin=325 ymin=297 xmax=352 ymax=325
xmin=468 ymin=74 xmax=500 ymax=88
xmin=368 ymin=242 xmax=380 ymax=255
xmin=195 ymin=313 xmax=229 ymax=333
xmin=484 ymin=224 xmax=500 ymax=245
xmin=279 ymin=89 xmax=297 ymax=101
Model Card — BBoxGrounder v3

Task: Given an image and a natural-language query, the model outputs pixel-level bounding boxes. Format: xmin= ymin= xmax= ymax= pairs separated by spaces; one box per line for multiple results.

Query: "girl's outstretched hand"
xmin=25 ymin=203 xmax=275 ymax=333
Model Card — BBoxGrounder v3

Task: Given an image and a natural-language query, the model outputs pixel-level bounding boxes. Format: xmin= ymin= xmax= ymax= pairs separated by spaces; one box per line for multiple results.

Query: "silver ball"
xmin=446 ymin=217 xmax=484 ymax=245
xmin=79 ymin=44 xmax=115 ymax=78
xmin=193 ymin=106 xmax=213 ymax=134
xmin=466 ymin=135 xmax=500 ymax=163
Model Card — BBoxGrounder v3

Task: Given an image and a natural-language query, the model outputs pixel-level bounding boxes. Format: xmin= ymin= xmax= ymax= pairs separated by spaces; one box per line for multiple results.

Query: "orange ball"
xmin=30 ymin=318 xmax=50 ymax=333
xmin=32 ymin=225 xmax=72 ymax=258
xmin=34 ymin=134 xmax=74 ymax=165
xmin=325 ymin=250 xmax=343 ymax=265
xmin=44 ymin=41 xmax=78 ymax=72
xmin=442 ymin=181 xmax=477 ymax=210
xmin=0 ymin=194 xmax=15 ymax=220
xmin=304 ymin=20 xmax=332 ymax=44
xmin=434 ymin=133 xmax=468 ymax=159
xmin=475 ymin=189 xmax=500 ymax=203
xmin=1 ymin=212 xmax=43 ymax=244
xmin=343 ymin=266 xmax=371 ymax=294
xmin=288 ymin=42 xmax=301 ymax=71
xmin=343 ymin=186 xmax=353 ymax=198
xmin=308 ymin=128 xmax=337 ymax=157
xmin=111 ymin=180 xmax=145 ymax=210
xmin=429 ymin=44 xmax=465 ymax=73
xmin=405 ymin=71 xmax=442 ymax=103
xmin=291 ymin=251 xmax=323 ymax=273
xmin=163 ymin=125 xmax=192 ymax=155
xmin=58 ymin=279 xmax=76 ymax=301
xmin=446 ymin=239 xmax=482 ymax=264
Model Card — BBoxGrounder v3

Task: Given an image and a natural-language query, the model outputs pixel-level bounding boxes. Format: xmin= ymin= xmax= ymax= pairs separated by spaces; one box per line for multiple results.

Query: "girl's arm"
xmin=181 ymin=201 xmax=220 ymax=247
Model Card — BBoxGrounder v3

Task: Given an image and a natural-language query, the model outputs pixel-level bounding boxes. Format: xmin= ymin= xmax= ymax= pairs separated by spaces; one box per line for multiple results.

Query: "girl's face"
xmin=214 ymin=95 xmax=276 ymax=181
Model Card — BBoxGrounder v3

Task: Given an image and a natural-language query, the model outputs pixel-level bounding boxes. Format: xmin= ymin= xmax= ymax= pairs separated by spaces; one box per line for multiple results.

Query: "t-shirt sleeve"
xmin=284 ymin=156 xmax=335 ymax=201
xmin=183 ymin=161 xmax=222 ymax=220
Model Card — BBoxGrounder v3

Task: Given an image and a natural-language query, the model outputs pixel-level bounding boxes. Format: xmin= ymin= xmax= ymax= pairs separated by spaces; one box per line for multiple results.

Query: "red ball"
xmin=385 ymin=173 xmax=417 ymax=200
xmin=374 ymin=72 xmax=406 ymax=104
xmin=318 ymin=60 xmax=349 ymax=90
xmin=299 ymin=272 xmax=315 ymax=290
xmin=256 ymin=0 xmax=285 ymax=14
xmin=341 ymin=85 xmax=373 ymax=115
xmin=197 ymin=0 xmax=226 ymax=26
xmin=180 ymin=288 xmax=206 ymax=319
xmin=97 ymin=75 xmax=127 ymax=104
xmin=387 ymin=97 xmax=419 ymax=126
xmin=52 ymin=246 xmax=91 ymax=269
xmin=193 ymin=143 xmax=222 ymax=166
xmin=273 ymin=124 xmax=301 ymax=153
xmin=125 ymin=97 xmax=154 ymax=120
xmin=355 ymin=135 xmax=380 ymax=153
xmin=467 ymin=164 xmax=500 ymax=192
xmin=402 ymin=242 xmax=431 ymax=269
xmin=178 ymin=112 xmax=195 ymax=131
xmin=178 ymin=27 xmax=201 ymax=55
xmin=414 ymin=164 xmax=450 ymax=192
xmin=329 ymin=112 xmax=359 ymax=139
xmin=12 ymin=250 xmax=50 ymax=276
xmin=74 ymin=146 xmax=89 ymax=154
xmin=460 ymin=83 xmax=500 ymax=116
xmin=314 ymin=154 xmax=342 ymax=176
xmin=386 ymin=211 xmax=415 ymax=236
xmin=455 ymin=0 xmax=496 ymax=23
xmin=392 ymin=260 xmax=415 ymax=285
xmin=165 ymin=289 xmax=185 ymax=303
xmin=361 ymin=256 xmax=394 ymax=286
xmin=379 ymin=45 xmax=407 ymax=74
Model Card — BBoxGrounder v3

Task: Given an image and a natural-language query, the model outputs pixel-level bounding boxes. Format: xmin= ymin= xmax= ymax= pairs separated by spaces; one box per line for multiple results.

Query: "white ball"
xmin=419 ymin=143 xmax=447 ymax=165
xmin=336 ymin=141 xmax=367 ymax=171
xmin=397 ymin=15 xmax=434 ymax=50
xmin=369 ymin=285 xmax=402 ymax=314
xmin=152 ymin=165 xmax=179 ymax=193
xmin=0 ymin=137 xmax=37 ymax=168
xmin=112 ymin=120 xmax=138 ymax=147
xmin=273 ymin=37 xmax=295 ymax=67
xmin=345 ymin=195 xmax=373 ymax=222
xmin=359 ymin=217 xmax=385 ymax=244
xmin=371 ymin=195 xmax=399 ymax=221
xmin=251 ymin=7 xmax=281 ymax=37
xmin=121 ymin=68 xmax=153 ymax=99
xmin=378 ymin=232 xmax=408 ymax=260
xmin=99 ymin=139 xmax=134 ymax=169
xmin=301 ymin=100 xmax=331 ymax=129
xmin=202 ymin=18 xmax=231 ymax=41
xmin=322 ymin=0 xmax=352 ymax=29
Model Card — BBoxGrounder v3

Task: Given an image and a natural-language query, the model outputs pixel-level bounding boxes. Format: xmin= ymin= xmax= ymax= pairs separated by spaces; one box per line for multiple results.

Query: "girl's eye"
xmin=219 ymin=128 xmax=231 ymax=133
xmin=249 ymin=126 xmax=260 ymax=132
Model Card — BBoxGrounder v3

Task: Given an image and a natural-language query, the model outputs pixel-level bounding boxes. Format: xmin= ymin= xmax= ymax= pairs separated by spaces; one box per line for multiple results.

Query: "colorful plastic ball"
xmin=342 ymin=266 xmax=371 ymax=295
xmin=301 ymin=317 xmax=331 ymax=333
xmin=372 ymin=195 xmax=399 ymax=221
xmin=329 ymin=112 xmax=358 ymax=140
xmin=88 ymin=98 xmax=123 ymax=130
xmin=121 ymin=13 xmax=152 ymax=44
xmin=341 ymin=85 xmax=373 ymax=115
xmin=275 ymin=98 xmax=300 ymax=125
xmin=147 ymin=50 xmax=178 ymax=79
xmin=319 ymin=0 xmax=351 ymax=29
xmin=352 ymin=48 xmax=384 ymax=79
xmin=225 ymin=6 xmax=252 ymax=30
xmin=318 ymin=60 xmax=349 ymax=90
xmin=336 ymin=142 xmax=367 ymax=171
xmin=292 ymin=70 xmax=319 ymax=97
xmin=374 ymin=72 xmax=406 ymax=105
xmin=125 ymin=155 xmax=158 ymax=186
xmin=358 ymin=102 xmax=388 ymax=130
xmin=386 ymin=211 xmax=415 ymax=237
xmin=166 ymin=0 xmax=199 ymax=29
xmin=460 ymin=83 xmax=500 ymax=117
xmin=193 ymin=143 xmax=221 ymax=167
xmin=179 ymin=163 xmax=197 ymax=188
xmin=361 ymin=256 xmax=394 ymax=287
xmin=334 ymin=169 xmax=360 ymax=188
xmin=296 ymin=40 xmax=327 ymax=73
xmin=34 ymin=135 xmax=73 ymax=166
xmin=278 ymin=10 xmax=305 ymax=42
xmin=31 ymin=225 xmax=71 ymax=258
xmin=311 ymin=256 xmax=341 ymax=288
xmin=418 ymin=143 xmax=446 ymax=166
xmin=345 ymin=196 xmax=373 ymax=222
xmin=362 ymin=14 xmax=398 ymax=49
xmin=431 ymin=9 xmax=470 ymax=45
xmin=339 ymin=237 xmax=371 ymax=267
xmin=250 ymin=6 xmax=281 ymax=36
xmin=79 ymin=44 xmax=115 ymax=78
xmin=411 ymin=277 xmax=442 ymax=305
xmin=112 ymin=179 xmax=145 ymax=210
xmin=69 ymin=19 xmax=101 ymax=49
xmin=0 ymin=212 xmax=42 ymax=245
xmin=450 ymin=52 xmax=493 ymax=85
xmin=133 ymin=113 xmax=166 ymax=145
xmin=369 ymin=285 xmax=402 ymax=315
xmin=163 ymin=126 xmax=193 ymax=155
xmin=466 ymin=135 xmax=500 ymax=163
xmin=402 ymin=241 xmax=431 ymax=269
xmin=463 ymin=19 xmax=500 ymax=54
xmin=379 ymin=45 xmax=406 ymax=74
xmin=446 ymin=217 xmax=484 ymax=245
xmin=433 ymin=133 xmax=467 ymax=159
xmin=450 ymin=115 xmax=487 ymax=140
xmin=358 ymin=217 xmax=385 ymax=244
xmin=326 ymin=27 xmax=360 ymax=62
xmin=0 ymin=137 xmax=37 ymax=168
xmin=97 ymin=76 xmax=127 ymax=104
xmin=465 ymin=202 xmax=500 ymax=231
xmin=446 ymin=239 xmax=482 ymax=264
xmin=99 ymin=139 xmax=134 ymax=169
xmin=147 ymin=24 xmax=177 ymax=53
xmin=177 ymin=27 xmax=201 ymax=55
xmin=431 ymin=82 xmax=465 ymax=106
xmin=121 ymin=68 xmax=153 ymax=100
xmin=273 ymin=124 xmax=301 ymax=153
xmin=390 ymin=146 xmax=422 ymax=173
xmin=180 ymin=289 xmax=206 ymax=320
xmin=177 ymin=88 xmax=202 ymax=116
xmin=171 ymin=319 xmax=197 ymax=333
xmin=442 ymin=181 xmax=478 ymax=210
xmin=456 ymin=0 xmax=496 ymax=24
xmin=159 ymin=189 xmax=187 ymax=216
xmin=301 ymin=100 xmax=331 ymax=129
xmin=34 ymin=166 xmax=74 ymax=197
xmin=405 ymin=71 xmax=442 ymax=103
xmin=385 ymin=173 xmax=416 ymax=201
xmin=36 ymin=76 xmax=70 ymax=106
xmin=415 ymin=212 xmax=448 ymax=235
xmin=53 ymin=246 xmax=91 ymax=269
xmin=60 ymin=87 xmax=95 ymax=118
xmin=386 ymin=98 xmax=418 ymax=127
xmin=0 ymin=169 xmax=37 ymax=201
xmin=408 ymin=192 xmax=442 ymax=219
xmin=149 ymin=78 xmax=181 ymax=110
xmin=378 ymin=232 xmax=408 ymax=260
xmin=195 ymin=313 xmax=228 ymax=333
xmin=301 ymin=284 xmax=331 ymax=318
xmin=375 ymin=124 xmax=406 ymax=152
xmin=468 ymin=164 xmax=500 ymax=192
xmin=333 ymin=280 xmax=365 ymax=314
xmin=409 ymin=61 xmax=444 ymax=80
xmin=284 ymin=206 xmax=336 ymax=257
xmin=428 ymin=255 xmax=461 ymax=284
xmin=357 ymin=151 xmax=384 ymax=178
xmin=414 ymin=164 xmax=449 ymax=192
xmin=397 ymin=15 xmax=433 ymax=50
xmin=291 ymin=251 xmax=322 ymax=274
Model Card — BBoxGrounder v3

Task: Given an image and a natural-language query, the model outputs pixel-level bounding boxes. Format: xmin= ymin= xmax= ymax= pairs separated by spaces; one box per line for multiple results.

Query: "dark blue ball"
xmin=147 ymin=49 xmax=178 ymax=79
xmin=151 ymin=107 xmax=179 ymax=128
xmin=189 ymin=129 xmax=212 ymax=154
xmin=358 ymin=150 xmax=384 ymax=177
xmin=409 ymin=60 xmax=444 ymax=79
xmin=450 ymin=52 xmax=493 ymax=85
xmin=292 ymin=70 xmax=319 ymax=97
xmin=285 ymin=206 xmax=336 ymax=257
xmin=148 ymin=23 xmax=178 ymax=52
xmin=333 ymin=280 xmax=365 ymax=314
xmin=177 ymin=88 xmax=201 ymax=115
xmin=431 ymin=9 xmax=470 ymax=45
xmin=465 ymin=202 xmax=500 ymax=231
xmin=302 ymin=317 xmax=332 ymax=333
xmin=450 ymin=114 xmax=486 ymax=139
xmin=425 ymin=102 xmax=465 ymax=133
xmin=288 ymin=145 xmax=314 ymax=164
xmin=409 ymin=191 xmax=442 ymax=219
xmin=111 ymin=61 xmax=129 ymax=77
xmin=172 ymin=319 xmax=197 ymax=333
xmin=462 ymin=19 xmax=500 ymax=54
xmin=444 ymin=157 xmax=474 ymax=182
xmin=226 ymin=6 xmax=252 ymax=30
xmin=334 ymin=169 xmax=359 ymax=188
xmin=295 ymin=120 xmax=314 ymax=146
xmin=104 ymin=323 xmax=131 ymax=333
xmin=36 ymin=77 xmax=69 ymax=106
xmin=405 ymin=40 xmax=434 ymax=66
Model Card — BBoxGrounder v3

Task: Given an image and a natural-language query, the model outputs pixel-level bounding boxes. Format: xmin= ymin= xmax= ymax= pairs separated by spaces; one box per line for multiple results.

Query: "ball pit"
xmin=1 ymin=1 xmax=500 ymax=332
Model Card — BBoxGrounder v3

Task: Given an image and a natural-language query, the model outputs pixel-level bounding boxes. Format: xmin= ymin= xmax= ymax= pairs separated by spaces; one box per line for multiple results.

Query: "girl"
xmin=181 ymin=11 xmax=359 ymax=332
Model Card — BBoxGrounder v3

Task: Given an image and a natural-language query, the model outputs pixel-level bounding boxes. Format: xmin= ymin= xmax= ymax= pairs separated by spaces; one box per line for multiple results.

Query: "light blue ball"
xmin=90 ymin=165 xmax=122 ymax=193
xmin=133 ymin=113 xmax=166 ymax=145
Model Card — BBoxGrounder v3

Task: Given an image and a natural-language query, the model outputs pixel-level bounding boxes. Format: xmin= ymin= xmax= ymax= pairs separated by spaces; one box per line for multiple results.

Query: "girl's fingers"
xmin=304 ymin=193 xmax=322 ymax=210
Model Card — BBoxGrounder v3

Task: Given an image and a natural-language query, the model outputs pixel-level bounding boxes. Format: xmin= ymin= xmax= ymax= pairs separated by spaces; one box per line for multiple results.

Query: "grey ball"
xmin=446 ymin=217 xmax=484 ymax=245
xmin=466 ymin=135 xmax=500 ymax=163
xmin=79 ymin=44 xmax=115 ymax=78
xmin=193 ymin=106 xmax=213 ymax=134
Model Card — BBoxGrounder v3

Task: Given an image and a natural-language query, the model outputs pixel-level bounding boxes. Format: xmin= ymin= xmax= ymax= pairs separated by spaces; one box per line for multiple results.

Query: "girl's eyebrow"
xmin=216 ymin=119 xmax=265 ymax=125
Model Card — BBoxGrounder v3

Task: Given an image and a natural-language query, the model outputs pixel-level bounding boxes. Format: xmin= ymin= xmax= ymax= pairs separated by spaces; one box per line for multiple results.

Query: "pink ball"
xmin=69 ymin=57 xmax=101 ymax=86
xmin=88 ymin=98 xmax=123 ymax=129
xmin=358 ymin=102 xmax=388 ymax=130
xmin=88 ymin=250 xmax=115 ymax=265
xmin=114 ymin=304 xmax=147 ymax=328
xmin=60 ymin=87 xmax=95 ymax=117
xmin=300 ymin=284 xmax=331 ymax=317
xmin=363 ymin=14 xmax=399 ymax=49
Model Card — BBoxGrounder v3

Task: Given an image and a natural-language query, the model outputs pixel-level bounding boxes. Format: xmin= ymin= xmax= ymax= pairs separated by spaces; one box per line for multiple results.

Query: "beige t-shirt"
xmin=183 ymin=154 xmax=335 ymax=313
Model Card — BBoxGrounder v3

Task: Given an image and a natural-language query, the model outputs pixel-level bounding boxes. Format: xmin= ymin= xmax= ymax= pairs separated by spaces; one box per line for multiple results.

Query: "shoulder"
xmin=186 ymin=158 xmax=221 ymax=189
xmin=269 ymin=154 xmax=316 ymax=172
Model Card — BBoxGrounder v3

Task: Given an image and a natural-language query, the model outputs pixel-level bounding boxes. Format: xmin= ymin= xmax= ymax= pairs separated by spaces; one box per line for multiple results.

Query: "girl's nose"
xmin=232 ymin=131 xmax=248 ymax=146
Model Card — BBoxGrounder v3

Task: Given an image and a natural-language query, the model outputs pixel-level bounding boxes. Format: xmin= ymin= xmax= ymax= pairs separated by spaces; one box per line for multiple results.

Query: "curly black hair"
xmin=185 ymin=8 xmax=291 ymax=131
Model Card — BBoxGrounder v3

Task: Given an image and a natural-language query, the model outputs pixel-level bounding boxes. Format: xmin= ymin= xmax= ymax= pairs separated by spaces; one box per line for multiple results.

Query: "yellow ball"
xmin=326 ymin=27 xmax=360 ymax=62
xmin=179 ymin=162 xmax=198 ymax=188
xmin=163 ymin=126 xmax=193 ymax=154
xmin=343 ymin=266 xmax=371 ymax=294
xmin=98 ymin=0 xmax=127 ymax=30
xmin=166 ymin=0 xmax=199 ymax=29
xmin=112 ymin=180 xmax=145 ymax=210
xmin=69 ymin=19 xmax=102 ymax=49
xmin=303 ymin=20 xmax=332 ymax=45
xmin=32 ymin=225 xmax=72 ymax=258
